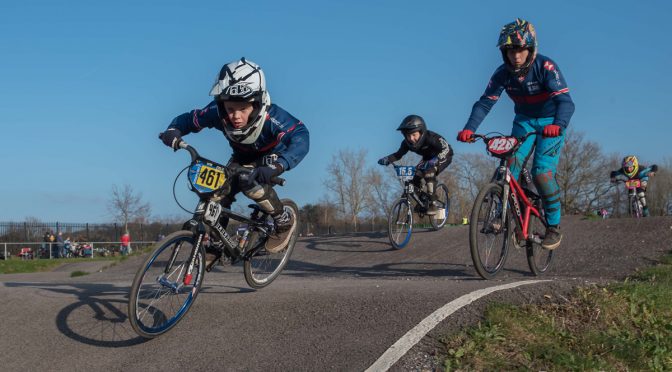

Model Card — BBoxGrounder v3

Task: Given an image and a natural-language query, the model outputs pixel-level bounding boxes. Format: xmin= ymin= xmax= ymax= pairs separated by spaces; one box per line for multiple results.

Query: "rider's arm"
xmin=166 ymin=101 xmax=221 ymax=135
xmin=267 ymin=106 xmax=310 ymax=171
xmin=640 ymin=164 xmax=659 ymax=177
xmin=464 ymin=67 xmax=506 ymax=132
xmin=386 ymin=141 xmax=410 ymax=163
xmin=427 ymin=132 xmax=453 ymax=168
xmin=542 ymin=58 xmax=575 ymax=129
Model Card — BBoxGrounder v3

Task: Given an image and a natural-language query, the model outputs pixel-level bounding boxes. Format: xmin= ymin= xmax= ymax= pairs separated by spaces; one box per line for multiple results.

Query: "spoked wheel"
xmin=388 ymin=198 xmax=413 ymax=249
xmin=526 ymin=210 xmax=554 ymax=275
xmin=244 ymin=199 xmax=299 ymax=289
xmin=128 ymin=230 xmax=205 ymax=339
xmin=430 ymin=183 xmax=450 ymax=231
xmin=629 ymin=197 xmax=643 ymax=218
xmin=469 ymin=183 xmax=511 ymax=279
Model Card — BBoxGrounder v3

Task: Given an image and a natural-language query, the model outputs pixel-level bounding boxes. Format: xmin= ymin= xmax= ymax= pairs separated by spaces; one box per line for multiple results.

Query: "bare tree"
xmin=324 ymin=149 xmax=371 ymax=231
xmin=107 ymin=184 xmax=151 ymax=233
xmin=643 ymin=157 xmax=672 ymax=216
xmin=556 ymin=129 xmax=612 ymax=215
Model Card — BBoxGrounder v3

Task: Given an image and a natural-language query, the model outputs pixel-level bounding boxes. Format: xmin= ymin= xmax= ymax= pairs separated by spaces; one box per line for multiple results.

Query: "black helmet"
xmin=397 ymin=114 xmax=427 ymax=150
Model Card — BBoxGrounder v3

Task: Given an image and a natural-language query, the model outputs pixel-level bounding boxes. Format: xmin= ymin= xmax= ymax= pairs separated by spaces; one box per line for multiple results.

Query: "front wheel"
xmin=526 ymin=211 xmax=554 ymax=275
xmin=469 ymin=183 xmax=511 ymax=279
xmin=244 ymin=199 xmax=299 ymax=289
xmin=430 ymin=183 xmax=450 ymax=231
xmin=128 ymin=231 xmax=205 ymax=339
xmin=388 ymin=198 xmax=413 ymax=249
xmin=629 ymin=196 xmax=642 ymax=218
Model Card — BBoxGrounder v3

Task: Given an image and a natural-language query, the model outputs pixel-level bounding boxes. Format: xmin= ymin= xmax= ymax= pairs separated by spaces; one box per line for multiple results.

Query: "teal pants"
xmin=508 ymin=115 xmax=565 ymax=226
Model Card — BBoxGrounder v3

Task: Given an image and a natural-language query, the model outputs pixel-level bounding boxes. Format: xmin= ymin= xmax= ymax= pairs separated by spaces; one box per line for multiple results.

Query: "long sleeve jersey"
xmin=386 ymin=130 xmax=453 ymax=171
xmin=464 ymin=54 xmax=575 ymax=131
xmin=610 ymin=165 xmax=658 ymax=181
xmin=168 ymin=102 xmax=309 ymax=171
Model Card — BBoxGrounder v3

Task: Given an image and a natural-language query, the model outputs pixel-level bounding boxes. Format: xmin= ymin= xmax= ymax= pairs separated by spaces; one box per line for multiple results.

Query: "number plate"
xmin=188 ymin=161 xmax=227 ymax=193
xmin=625 ymin=179 xmax=641 ymax=188
xmin=487 ymin=136 xmax=518 ymax=155
xmin=395 ymin=166 xmax=416 ymax=178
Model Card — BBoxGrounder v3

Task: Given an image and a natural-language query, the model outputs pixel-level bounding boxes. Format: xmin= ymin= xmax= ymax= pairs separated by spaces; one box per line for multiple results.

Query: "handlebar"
xmin=468 ymin=131 xmax=540 ymax=144
xmin=177 ymin=140 xmax=285 ymax=186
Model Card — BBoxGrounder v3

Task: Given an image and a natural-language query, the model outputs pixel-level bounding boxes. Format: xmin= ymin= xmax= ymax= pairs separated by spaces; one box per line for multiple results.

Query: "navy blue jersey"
xmin=168 ymin=102 xmax=309 ymax=171
xmin=465 ymin=54 xmax=575 ymax=131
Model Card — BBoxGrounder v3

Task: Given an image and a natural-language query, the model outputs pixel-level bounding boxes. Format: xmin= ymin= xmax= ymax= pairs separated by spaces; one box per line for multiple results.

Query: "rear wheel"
xmin=469 ymin=183 xmax=510 ymax=279
xmin=429 ymin=184 xmax=450 ymax=231
xmin=244 ymin=199 xmax=299 ymax=289
xmin=388 ymin=198 xmax=413 ymax=249
xmin=128 ymin=231 xmax=204 ymax=338
xmin=526 ymin=210 xmax=554 ymax=275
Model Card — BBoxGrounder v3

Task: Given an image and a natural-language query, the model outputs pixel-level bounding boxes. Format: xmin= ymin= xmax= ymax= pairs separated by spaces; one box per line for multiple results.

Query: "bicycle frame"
xmin=475 ymin=132 xmax=545 ymax=242
xmin=393 ymin=164 xmax=429 ymax=211
xmin=492 ymin=162 xmax=543 ymax=242
xmin=168 ymin=142 xmax=280 ymax=285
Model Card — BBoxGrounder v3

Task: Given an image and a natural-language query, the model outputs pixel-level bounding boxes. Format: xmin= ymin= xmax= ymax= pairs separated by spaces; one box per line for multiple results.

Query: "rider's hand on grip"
xmin=159 ymin=128 xmax=183 ymax=151
xmin=457 ymin=129 xmax=474 ymax=143
xmin=542 ymin=124 xmax=561 ymax=138
xmin=378 ymin=157 xmax=390 ymax=166
xmin=251 ymin=163 xmax=284 ymax=185
xmin=418 ymin=157 xmax=437 ymax=171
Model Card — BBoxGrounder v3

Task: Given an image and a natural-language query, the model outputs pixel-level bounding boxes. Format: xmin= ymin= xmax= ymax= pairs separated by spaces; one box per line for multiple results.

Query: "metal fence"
xmin=1 ymin=241 xmax=157 ymax=260
xmin=0 ymin=221 xmax=181 ymax=244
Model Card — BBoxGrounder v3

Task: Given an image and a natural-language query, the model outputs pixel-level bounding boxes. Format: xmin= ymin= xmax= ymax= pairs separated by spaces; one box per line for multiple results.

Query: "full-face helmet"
xmin=396 ymin=114 xmax=427 ymax=150
xmin=209 ymin=58 xmax=271 ymax=144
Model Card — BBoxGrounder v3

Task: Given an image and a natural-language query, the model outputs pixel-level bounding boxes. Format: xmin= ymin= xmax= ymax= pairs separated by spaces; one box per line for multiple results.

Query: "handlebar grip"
xmin=271 ymin=176 xmax=286 ymax=186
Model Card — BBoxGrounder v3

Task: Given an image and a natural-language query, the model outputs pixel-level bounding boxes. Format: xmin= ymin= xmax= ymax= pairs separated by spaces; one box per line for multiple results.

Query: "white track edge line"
xmin=365 ymin=279 xmax=550 ymax=372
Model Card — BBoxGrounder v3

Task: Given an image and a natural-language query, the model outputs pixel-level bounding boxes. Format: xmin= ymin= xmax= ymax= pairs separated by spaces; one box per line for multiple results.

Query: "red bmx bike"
xmin=467 ymin=132 xmax=554 ymax=279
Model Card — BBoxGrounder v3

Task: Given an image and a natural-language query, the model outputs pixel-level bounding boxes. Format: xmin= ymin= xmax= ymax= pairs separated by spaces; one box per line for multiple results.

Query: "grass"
xmin=441 ymin=253 xmax=672 ymax=371
xmin=70 ymin=270 xmax=89 ymax=277
xmin=0 ymin=247 xmax=151 ymax=275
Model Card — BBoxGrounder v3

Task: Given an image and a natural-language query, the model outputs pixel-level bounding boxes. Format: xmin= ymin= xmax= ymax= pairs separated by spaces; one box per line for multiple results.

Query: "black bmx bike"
xmin=387 ymin=164 xmax=450 ymax=249
xmin=128 ymin=141 xmax=299 ymax=338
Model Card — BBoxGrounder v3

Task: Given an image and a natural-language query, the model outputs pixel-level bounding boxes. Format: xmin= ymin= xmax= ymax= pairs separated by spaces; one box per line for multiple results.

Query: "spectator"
xmin=56 ymin=232 xmax=65 ymax=258
xmin=120 ymin=232 xmax=131 ymax=256
xmin=48 ymin=231 xmax=56 ymax=258
xmin=64 ymin=236 xmax=72 ymax=258
xmin=42 ymin=231 xmax=51 ymax=259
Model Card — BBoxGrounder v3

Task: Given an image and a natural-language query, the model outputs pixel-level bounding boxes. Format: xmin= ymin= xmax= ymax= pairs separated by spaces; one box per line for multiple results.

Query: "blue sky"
xmin=2 ymin=0 xmax=671 ymax=223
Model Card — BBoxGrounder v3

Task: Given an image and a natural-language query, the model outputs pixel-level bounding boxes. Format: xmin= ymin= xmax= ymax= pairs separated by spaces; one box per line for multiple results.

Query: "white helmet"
xmin=209 ymin=58 xmax=271 ymax=144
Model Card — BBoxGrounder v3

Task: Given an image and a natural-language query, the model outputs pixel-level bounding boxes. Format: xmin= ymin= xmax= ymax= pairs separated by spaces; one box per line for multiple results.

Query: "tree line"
xmin=300 ymin=129 xmax=672 ymax=235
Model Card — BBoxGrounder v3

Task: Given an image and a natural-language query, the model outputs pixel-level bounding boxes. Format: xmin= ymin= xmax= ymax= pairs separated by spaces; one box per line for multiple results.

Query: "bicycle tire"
xmin=429 ymin=183 xmax=450 ymax=231
xmin=128 ymin=230 xmax=205 ymax=338
xmin=469 ymin=183 xmax=511 ymax=279
xmin=244 ymin=199 xmax=299 ymax=289
xmin=526 ymin=210 xmax=554 ymax=275
xmin=629 ymin=196 xmax=642 ymax=218
xmin=388 ymin=198 xmax=413 ymax=249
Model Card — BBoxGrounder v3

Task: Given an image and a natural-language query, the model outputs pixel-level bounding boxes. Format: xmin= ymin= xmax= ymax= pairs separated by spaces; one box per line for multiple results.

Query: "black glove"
xmin=159 ymin=128 xmax=182 ymax=151
xmin=418 ymin=157 xmax=438 ymax=171
xmin=378 ymin=157 xmax=390 ymax=166
xmin=251 ymin=163 xmax=284 ymax=184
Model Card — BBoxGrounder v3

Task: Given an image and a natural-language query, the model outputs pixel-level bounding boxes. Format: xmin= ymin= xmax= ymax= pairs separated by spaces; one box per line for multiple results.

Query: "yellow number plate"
xmin=195 ymin=165 xmax=226 ymax=190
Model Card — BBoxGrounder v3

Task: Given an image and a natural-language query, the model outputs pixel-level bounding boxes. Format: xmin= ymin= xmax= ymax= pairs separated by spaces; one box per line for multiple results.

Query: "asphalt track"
xmin=1 ymin=216 xmax=670 ymax=371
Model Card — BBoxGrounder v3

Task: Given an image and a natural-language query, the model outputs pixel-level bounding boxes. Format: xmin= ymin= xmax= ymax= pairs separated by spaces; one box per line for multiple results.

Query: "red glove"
xmin=457 ymin=129 xmax=474 ymax=142
xmin=542 ymin=124 xmax=562 ymax=138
